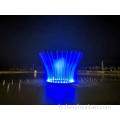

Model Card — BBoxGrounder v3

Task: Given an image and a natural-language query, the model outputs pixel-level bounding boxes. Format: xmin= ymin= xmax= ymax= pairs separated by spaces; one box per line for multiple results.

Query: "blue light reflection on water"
xmin=27 ymin=75 xmax=100 ymax=105
xmin=42 ymin=84 xmax=77 ymax=105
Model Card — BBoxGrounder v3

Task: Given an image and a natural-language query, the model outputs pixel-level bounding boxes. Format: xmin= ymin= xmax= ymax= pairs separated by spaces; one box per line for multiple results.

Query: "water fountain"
xmin=39 ymin=50 xmax=83 ymax=83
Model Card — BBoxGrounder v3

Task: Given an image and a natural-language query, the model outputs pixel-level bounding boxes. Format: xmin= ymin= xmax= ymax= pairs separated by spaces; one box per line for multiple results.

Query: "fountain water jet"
xmin=39 ymin=50 xmax=83 ymax=83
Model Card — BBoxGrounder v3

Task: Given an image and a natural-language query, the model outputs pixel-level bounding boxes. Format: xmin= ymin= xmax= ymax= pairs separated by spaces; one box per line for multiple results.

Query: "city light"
xmin=39 ymin=50 xmax=83 ymax=83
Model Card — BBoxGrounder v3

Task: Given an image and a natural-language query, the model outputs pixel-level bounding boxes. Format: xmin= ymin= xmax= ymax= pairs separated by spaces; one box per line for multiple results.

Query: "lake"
xmin=0 ymin=73 xmax=120 ymax=105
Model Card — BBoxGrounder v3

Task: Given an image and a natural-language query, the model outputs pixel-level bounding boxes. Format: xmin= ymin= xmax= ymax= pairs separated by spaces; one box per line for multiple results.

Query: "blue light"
xmin=39 ymin=50 xmax=83 ymax=83
xmin=43 ymin=86 xmax=77 ymax=104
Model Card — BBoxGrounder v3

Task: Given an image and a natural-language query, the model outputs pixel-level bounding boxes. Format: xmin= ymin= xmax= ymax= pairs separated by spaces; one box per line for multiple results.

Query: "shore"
xmin=0 ymin=70 xmax=120 ymax=76
xmin=78 ymin=70 xmax=120 ymax=76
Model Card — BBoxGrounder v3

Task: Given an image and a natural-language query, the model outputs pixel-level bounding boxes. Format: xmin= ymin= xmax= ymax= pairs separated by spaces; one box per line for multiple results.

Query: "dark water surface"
xmin=0 ymin=73 xmax=120 ymax=105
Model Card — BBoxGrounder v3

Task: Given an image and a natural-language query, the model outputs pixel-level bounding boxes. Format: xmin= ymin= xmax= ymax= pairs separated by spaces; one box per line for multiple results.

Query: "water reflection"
xmin=7 ymin=83 xmax=10 ymax=93
xmin=0 ymin=74 xmax=120 ymax=105
xmin=11 ymin=80 xmax=14 ymax=85
xmin=76 ymin=76 xmax=99 ymax=87
xmin=2 ymin=80 xmax=5 ymax=86
xmin=18 ymin=80 xmax=22 ymax=92
xmin=43 ymin=84 xmax=77 ymax=105
xmin=41 ymin=76 xmax=101 ymax=105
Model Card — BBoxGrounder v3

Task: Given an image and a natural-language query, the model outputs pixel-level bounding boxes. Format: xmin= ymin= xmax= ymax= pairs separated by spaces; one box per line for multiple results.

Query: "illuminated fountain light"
xmin=39 ymin=50 xmax=83 ymax=83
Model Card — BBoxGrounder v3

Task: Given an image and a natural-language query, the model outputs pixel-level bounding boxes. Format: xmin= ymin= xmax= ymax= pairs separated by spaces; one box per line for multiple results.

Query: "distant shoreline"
xmin=0 ymin=70 xmax=120 ymax=76
xmin=78 ymin=70 xmax=120 ymax=76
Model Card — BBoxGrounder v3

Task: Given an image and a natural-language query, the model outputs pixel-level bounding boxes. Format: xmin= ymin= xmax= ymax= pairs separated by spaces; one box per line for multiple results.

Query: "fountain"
xmin=39 ymin=50 xmax=82 ymax=83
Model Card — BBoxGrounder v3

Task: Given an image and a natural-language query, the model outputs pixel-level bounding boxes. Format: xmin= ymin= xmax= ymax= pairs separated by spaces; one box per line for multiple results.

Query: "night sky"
xmin=0 ymin=15 xmax=120 ymax=67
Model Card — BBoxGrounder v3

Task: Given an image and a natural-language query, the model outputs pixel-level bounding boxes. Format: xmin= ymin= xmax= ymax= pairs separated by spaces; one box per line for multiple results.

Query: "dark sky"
xmin=0 ymin=15 xmax=120 ymax=66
